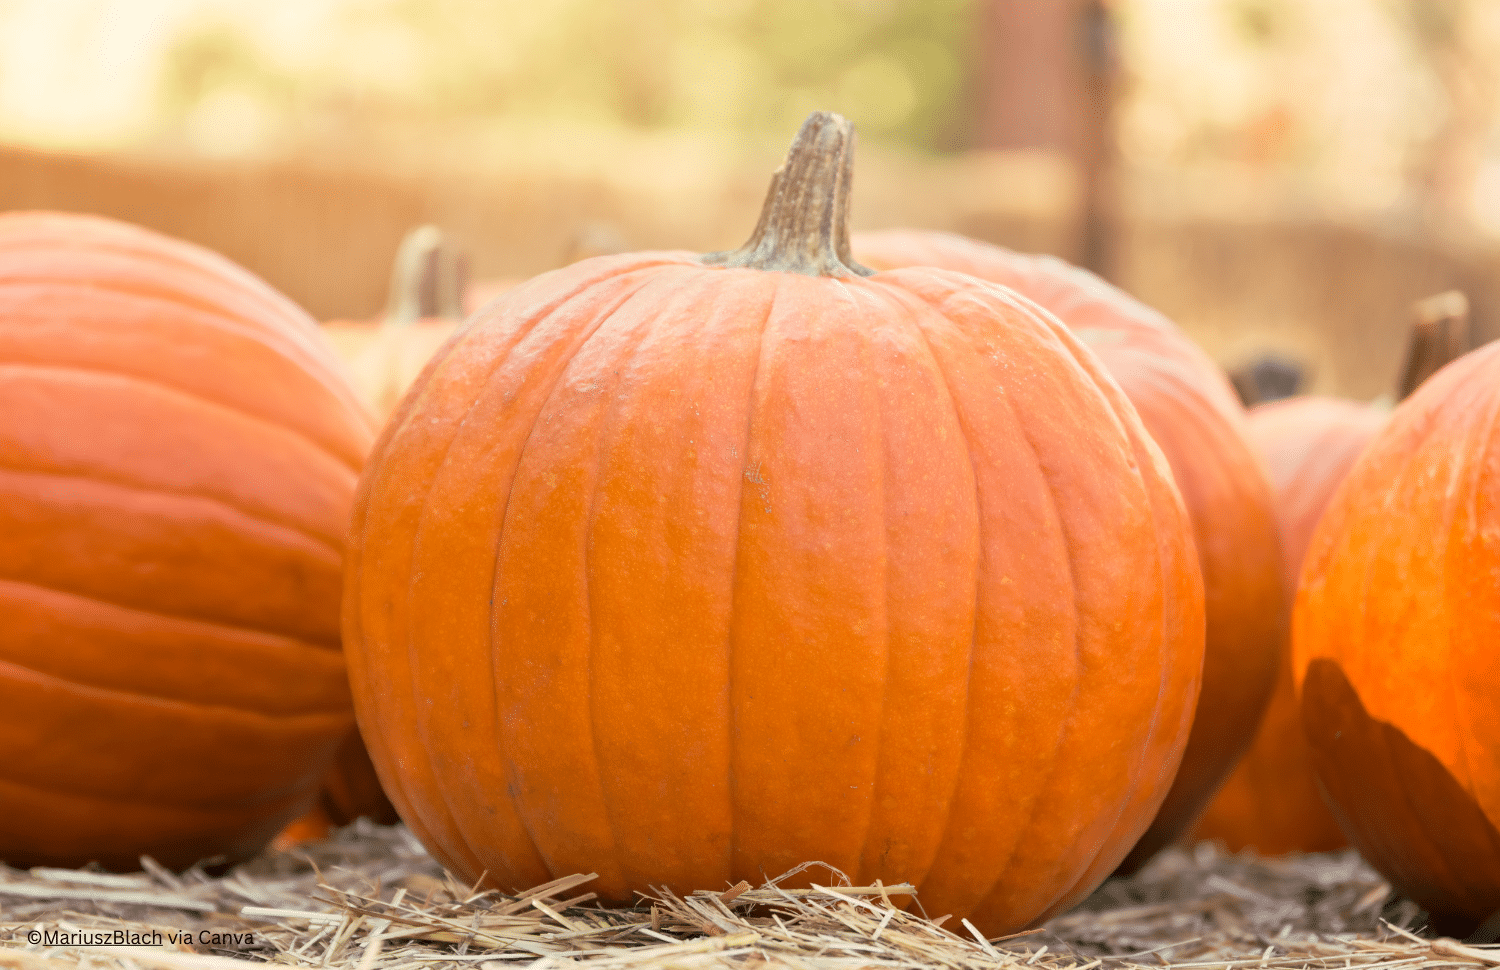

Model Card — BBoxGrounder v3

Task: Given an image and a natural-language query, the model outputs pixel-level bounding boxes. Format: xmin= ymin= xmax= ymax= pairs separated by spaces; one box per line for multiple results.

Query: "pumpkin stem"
xmin=1227 ymin=354 xmax=1304 ymax=407
xmin=385 ymin=225 xmax=468 ymax=325
xmin=1396 ymin=290 xmax=1469 ymax=400
xmin=701 ymin=111 xmax=874 ymax=278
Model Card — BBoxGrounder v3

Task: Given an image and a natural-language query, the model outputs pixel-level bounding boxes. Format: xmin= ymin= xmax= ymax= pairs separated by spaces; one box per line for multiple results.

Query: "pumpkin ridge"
xmin=882 ymin=288 xmax=979 ymax=893
xmin=0 ymin=308 xmax=372 ymax=469
xmin=972 ymin=348 xmax=1090 ymax=911
xmin=1 ymin=221 xmax=354 ymax=351
xmin=0 ymin=575 xmax=342 ymax=658
xmin=1 ymin=359 xmax=359 ymax=546
xmin=0 ymin=244 xmax=306 ymax=329
xmin=0 ymin=551 xmax=340 ymax=652
xmin=0 ymin=466 xmax=344 ymax=645
xmin=723 ymin=272 xmax=778 ymax=884
xmin=839 ymin=285 xmax=894 ymax=884
xmin=1444 ymin=380 xmax=1500 ymax=798
xmin=0 ymin=461 xmax=345 ymax=561
xmin=918 ymin=275 xmax=1192 ymax=915
xmin=0 ymin=276 xmax=374 ymax=446
xmin=356 ymin=263 xmax=673 ymax=885
xmin=892 ymin=279 xmax=1082 ymax=910
xmin=471 ymin=269 xmax=682 ymax=885
xmin=0 ymin=771 xmax=309 ymax=821
xmin=579 ymin=275 xmax=691 ymax=890
xmin=0 ymin=584 xmax=345 ymax=713
xmin=0 ymin=359 xmax=365 ymax=479
xmin=0 ymin=655 xmax=352 ymax=728
xmin=892 ymin=280 xmax=1053 ymax=885
xmin=1038 ymin=324 xmax=1184 ymax=914
xmin=380 ymin=260 xmax=682 ymax=450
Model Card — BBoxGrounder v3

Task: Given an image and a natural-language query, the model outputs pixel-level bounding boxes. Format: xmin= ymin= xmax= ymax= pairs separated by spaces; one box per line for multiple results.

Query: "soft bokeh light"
xmin=4 ymin=0 xmax=1499 ymax=396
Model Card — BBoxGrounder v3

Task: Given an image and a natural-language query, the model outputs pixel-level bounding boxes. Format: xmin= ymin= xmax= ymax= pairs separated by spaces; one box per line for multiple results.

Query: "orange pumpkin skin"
xmin=1294 ymin=342 xmax=1500 ymax=925
xmin=271 ymin=803 xmax=332 ymax=850
xmin=1193 ymin=397 xmax=1385 ymax=854
xmin=344 ymin=247 xmax=1206 ymax=933
xmin=852 ymin=230 xmax=1283 ymax=867
xmin=319 ymin=727 xmax=402 ymax=825
xmin=0 ymin=212 xmax=377 ymax=870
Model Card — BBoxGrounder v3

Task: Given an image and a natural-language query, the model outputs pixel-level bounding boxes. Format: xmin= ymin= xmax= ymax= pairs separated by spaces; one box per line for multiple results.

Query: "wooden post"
xmin=973 ymin=0 xmax=1119 ymax=278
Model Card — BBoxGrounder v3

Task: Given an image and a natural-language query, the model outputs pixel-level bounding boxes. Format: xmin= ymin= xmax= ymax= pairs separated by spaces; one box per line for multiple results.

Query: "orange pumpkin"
xmin=319 ymin=727 xmax=400 ymax=826
xmin=852 ymin=230 xmax=1283 ymax=869
xmin=0 ymin=211 xmax=375 ymax=870
xmin=271 ymin=803 xmax=332 ymax=851
xmin=343 ymin=113 xmax=1206 ymax=933
xmin=275 ymin=728 xmax=402 ymax=849
xmin=301 ymin=223 xmax=609 ymax=838
xmin=1194 ymin=293 xmax=1470 ymax=855
xmin=1294 ymin=335 xmax=1500 ymax=932
xmin=1190 ymin=398 xmax=1383 ymax=854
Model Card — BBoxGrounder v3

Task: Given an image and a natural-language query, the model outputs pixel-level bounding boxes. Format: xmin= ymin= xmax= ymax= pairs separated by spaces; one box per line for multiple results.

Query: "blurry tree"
xmin=1394 ymin=0 xmax=1500 ymax=228
xmin=972 ymin=0 xmax=1120 ymax=275
xmin=153 ymin=0 xmax=977 ymax=154
xmin=1117 ymin=0 xmax=1500 ymax=229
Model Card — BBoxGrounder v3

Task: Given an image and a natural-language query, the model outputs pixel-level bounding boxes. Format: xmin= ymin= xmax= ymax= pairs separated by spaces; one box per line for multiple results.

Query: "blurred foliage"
xmin=157 ymin=0 xmax=977 ymax=153
xmin=1117 ymin=0 xmax=1500 ymax=227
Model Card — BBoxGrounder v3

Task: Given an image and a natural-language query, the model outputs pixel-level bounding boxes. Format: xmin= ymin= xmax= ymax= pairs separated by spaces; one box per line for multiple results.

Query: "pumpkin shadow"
xmin=1301 ymin=658 xmax=1500 ymax=937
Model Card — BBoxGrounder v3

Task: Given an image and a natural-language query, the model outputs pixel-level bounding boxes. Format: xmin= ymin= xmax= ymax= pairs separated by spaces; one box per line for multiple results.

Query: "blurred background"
xmin=3 ymin=0 xmax=1498 ymax=396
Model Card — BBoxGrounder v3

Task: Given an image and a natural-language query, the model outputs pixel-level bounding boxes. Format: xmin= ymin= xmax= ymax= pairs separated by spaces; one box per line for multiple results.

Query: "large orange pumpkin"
xmin=1194 ymin=293 xmax=1470 ymax=855
xmin=1294 ymin=337 xmax=1500 ymax=933
xmin=0 ymin=211 xmax=376 ymax=869
xmin=852 ymin=230 xmax=1283 ymax=869
xmin=344 ymin=113 xmax=1206 ymax=933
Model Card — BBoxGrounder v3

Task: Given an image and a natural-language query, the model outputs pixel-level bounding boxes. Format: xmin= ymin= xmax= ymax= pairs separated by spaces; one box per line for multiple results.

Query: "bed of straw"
xmin=2 ymin=822 xmax=1496 ymax=970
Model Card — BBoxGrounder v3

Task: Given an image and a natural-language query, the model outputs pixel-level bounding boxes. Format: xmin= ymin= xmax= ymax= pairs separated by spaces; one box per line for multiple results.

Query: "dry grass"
xmin=1 ymin=823 xmax=1496 ymax=970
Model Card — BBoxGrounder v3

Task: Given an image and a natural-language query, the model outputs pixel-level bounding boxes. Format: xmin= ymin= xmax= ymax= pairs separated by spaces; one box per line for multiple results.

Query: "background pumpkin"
xmin=343 ymin=113 xmax=1206 ymax=934
xmin=1293 ymin=334 xmax=1500 ymax=936
xmin=324 ymin=225 xmax=468 ymax=422
xmin=1193 ymin=292 xmax=1470 ymax=855
xmin=285 ymin=221 xmax=637 ymax=843
xmin=852 ymin=230 xmax=1284 ymax=870
xmin=463 ymin=222 xmax=626 ymax=316
xmin=0 ymin=210 xmax=375 ymax=870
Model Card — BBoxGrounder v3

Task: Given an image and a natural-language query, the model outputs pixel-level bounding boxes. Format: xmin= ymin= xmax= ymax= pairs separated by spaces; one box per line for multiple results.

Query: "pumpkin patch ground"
xmin=1 ymin=822 xmax=1495 ymax=969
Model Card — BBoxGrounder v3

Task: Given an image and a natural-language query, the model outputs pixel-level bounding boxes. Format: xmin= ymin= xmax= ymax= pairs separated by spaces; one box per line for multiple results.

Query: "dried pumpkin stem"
xmin=385 ymin=224 xmax=468 ymax=325
xmin=1396 ymin=290 xmax=1469 ymax=400
xmin=702 ymin=111 xmax=873 ymax=278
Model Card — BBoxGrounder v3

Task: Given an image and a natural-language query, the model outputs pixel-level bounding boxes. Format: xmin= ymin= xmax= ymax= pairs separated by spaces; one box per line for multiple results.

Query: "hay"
xmin=2 ymin=823 xmax=1496 ymax=970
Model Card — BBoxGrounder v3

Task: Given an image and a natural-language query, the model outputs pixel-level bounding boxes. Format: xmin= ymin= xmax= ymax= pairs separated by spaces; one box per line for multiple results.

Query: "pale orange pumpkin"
xmin=1194 ymin=293 xmax=1470 ymax=856
xmin=464 ymin=223 xmax=624 ymax=316
xmin=852 ymin=230 xmax=1284 ymax=870
xmin=1294 ymin=326 xmax=1499 ymax=934
xmin=342 ymin=113 xmax=1206 ymax=933
xmin=0 ymin=211 xmax=374 ymax=869
xmin=323 ymin=225 xmax=466 ymax=421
